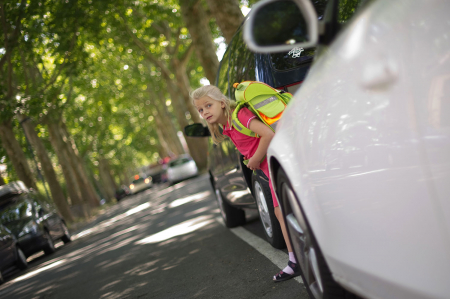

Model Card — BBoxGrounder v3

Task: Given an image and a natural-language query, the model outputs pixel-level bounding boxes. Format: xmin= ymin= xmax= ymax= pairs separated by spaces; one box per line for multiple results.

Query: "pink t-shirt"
xmin=222 ymin=107 xmax=278 ymax=207
xmin=222 ymin=107 xmax=259 ymax=160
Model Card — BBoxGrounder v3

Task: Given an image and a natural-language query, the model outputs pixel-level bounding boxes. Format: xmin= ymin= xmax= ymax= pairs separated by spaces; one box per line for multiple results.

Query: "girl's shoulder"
xmin=237 ymin=107 xmax=257 ymax=128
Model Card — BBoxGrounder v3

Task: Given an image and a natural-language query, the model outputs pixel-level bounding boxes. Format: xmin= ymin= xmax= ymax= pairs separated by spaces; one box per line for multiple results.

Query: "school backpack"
xmin=231 ymin=81 xmax=293 ymax=137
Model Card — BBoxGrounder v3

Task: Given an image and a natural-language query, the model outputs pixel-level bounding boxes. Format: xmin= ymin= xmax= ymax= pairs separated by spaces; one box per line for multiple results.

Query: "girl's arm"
xmin=246 ymin=119 xmax=275 ymax=170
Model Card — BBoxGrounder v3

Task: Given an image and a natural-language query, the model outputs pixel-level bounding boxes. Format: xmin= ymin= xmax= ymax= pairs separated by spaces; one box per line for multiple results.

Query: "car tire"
xmin=214 ymin=184 xmax=246 ymax=228
xmin=60 ymin=222 xmax=72 ymax=244
xmin=252 ymin=171 xmax=286 ymax=249
xmin=276 ymin=168 xmax=358 ymax=299
xmin=16 ymin=247 xmax=28 ymax=270
xmin=43 ymin=231 xmax=56 ymax=255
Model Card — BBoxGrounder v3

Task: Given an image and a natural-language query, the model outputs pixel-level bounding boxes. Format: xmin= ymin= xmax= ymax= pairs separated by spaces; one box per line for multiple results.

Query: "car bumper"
xmin=17 ymin=233 xmax=47 ymax=257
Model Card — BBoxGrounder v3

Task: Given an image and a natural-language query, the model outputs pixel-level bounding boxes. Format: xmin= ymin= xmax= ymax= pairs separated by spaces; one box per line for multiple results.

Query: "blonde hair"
xmin=191 ymin=85 xmax=236 ymax=144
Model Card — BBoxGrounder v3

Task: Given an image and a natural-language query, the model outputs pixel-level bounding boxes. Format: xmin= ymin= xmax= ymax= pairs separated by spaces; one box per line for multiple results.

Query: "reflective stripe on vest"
xmin=253 ymin=95 xmax=278 ymax=109
xmin=232 ymin=119 xmax=243 ymax=131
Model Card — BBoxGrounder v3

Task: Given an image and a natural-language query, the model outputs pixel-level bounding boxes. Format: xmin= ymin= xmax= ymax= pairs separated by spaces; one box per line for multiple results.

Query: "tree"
xmin=206 ymin=0 xmax=244 ymax=44
xmin=179 ymin=0 xmax=219 ymax=84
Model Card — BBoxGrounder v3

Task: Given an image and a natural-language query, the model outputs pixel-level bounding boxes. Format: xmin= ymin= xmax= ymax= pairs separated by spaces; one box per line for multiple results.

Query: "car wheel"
xmin=60 ymin=222 xmax=72 ymax=244
xmin=16 ymin=247 xmax=28 ymax=270
xmin=252 ymin=171 xmax=285 ymax=249
xmin=43 ymin=231 xmax=56 ymax=255
xmin=214 ymin=184 xmax=246 ymax=228
xmin=277 ymin=168 xmax=356 ymax=299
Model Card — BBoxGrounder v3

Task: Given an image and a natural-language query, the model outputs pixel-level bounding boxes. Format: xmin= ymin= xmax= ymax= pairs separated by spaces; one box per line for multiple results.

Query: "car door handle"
xmin=360 ymin=58 xmax=398 ymax=90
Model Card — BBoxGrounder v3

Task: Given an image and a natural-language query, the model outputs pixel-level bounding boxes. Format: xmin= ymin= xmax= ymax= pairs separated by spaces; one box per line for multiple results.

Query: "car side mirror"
xmin=244 ymin=0 xmax=319 ymax=53
xmin=184 ymin=124 xmax=211 ymax=137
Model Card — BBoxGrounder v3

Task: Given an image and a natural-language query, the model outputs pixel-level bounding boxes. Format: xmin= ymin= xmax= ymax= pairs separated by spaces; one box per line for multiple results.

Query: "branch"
xmin=0 ymin=0 xmax=26 ymax=70
xmin=179 ymin=43 xmax=194 ymax=70
xmin=118 ymin=9 xmax=173 ymax=79
xmin=41 ymin=26 xmax=78 ymax=93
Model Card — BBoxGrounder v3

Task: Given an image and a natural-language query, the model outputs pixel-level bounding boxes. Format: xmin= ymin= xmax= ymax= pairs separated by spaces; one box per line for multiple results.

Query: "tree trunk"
xmin=206 ymin=0 xmax=244 ymax=44
xmin=153 ymin=91 xmax=185 ymax=156
xmin=17 ymin=116 xmax=74 ymax=223
xmin=179 ymin=0 xmax=219 ymax=84
xmin=47 ymin=120 xmax=89 ymax=219
xmin=98 ymin=157 xmax=117 ymax=202
xmin=163 ymin=77 xmax=208 ymax=171
xmin=60 ymin=121 xmax=100 ymax=207
xmin=0 ymin=120 xmax=38 ymax=190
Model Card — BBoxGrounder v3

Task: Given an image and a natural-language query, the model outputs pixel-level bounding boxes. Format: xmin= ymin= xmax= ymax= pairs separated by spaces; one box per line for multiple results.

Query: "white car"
xmin=166 ymin=155 xmax=198 ymax=185
xmin=129 ymin=174 xmax=152 ymax=194
xmin=246 ymin=0 xmax=450 ymax=299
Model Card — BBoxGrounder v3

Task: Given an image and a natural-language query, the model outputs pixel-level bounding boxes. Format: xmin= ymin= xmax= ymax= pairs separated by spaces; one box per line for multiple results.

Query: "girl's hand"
xmin=247 ymin=156 xmax=261 ymax=171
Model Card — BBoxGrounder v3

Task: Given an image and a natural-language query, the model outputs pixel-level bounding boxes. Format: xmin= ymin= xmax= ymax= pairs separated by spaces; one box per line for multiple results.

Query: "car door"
xmin=0 ymin=225 xmax=15 ymax=270
xmin=32 ymin=196 xmax=62 ymax=239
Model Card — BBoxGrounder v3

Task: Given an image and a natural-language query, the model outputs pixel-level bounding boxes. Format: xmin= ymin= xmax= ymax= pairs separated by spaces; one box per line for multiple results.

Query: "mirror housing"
xmin=244 ymin=0 xmax=318 ymax=53
xmin=184 ymin=124 xmax=211 ymax=137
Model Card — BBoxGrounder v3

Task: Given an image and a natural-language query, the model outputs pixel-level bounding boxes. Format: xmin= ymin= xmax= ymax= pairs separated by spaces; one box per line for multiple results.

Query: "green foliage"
xmin=1 ymin=0 xmax=226 ymax=183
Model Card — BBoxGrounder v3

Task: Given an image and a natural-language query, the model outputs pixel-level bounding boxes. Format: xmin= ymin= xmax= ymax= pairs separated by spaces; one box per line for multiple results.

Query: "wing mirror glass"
xmin=244 ymin=0 xmax=319 ymax=53
xmin=184 ymin=124 xmax=211 ymax=137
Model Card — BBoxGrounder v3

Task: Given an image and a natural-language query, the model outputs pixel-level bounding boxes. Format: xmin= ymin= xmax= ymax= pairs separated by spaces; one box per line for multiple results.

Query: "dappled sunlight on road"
xmin=135 ymin=215 xmax=215 ymax=244
xmin=12 ymin=260 xmax=66 ymax=282
xmin=0 ymin=177 xmax=220 ymax=299
xmin=168 ymin=191 xmax=211 ymax=208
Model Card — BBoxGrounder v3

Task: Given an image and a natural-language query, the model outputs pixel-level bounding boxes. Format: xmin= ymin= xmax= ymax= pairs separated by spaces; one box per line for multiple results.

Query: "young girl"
xmin=191 ymin=84 xmax=299 ymax=282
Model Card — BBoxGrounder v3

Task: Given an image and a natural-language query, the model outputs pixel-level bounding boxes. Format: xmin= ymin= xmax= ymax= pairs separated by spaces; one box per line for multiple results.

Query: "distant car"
xmin=166 ymin=155 xmax=198 ymax=185
xmin=115 ymin=185 xmax=130 ymax=201
xmin=246 ymin=0 xmax=450 ymax=298
xmin=0 ymin=224 xmax=27 ymax=282
xmin=129 ymin=174 xmax=153 ymax=194
xmin=146 ymin=164 xmax=167 ymax=184
xmin=0 ymin=181 xmax=71 ymax=259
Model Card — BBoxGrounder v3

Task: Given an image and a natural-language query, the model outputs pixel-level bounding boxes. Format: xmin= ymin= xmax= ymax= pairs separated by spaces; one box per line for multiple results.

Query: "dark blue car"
xmin=185 ymin=21 xmax=314 ymax=249
xmin=0 ymin=224 xmax=27 ymax=282
xmin=0 ymin=182 xmax=71 ymax=262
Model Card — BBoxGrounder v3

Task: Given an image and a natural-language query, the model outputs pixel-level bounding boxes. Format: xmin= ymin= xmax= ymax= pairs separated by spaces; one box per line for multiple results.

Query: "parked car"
xmin=166 ymin=155 xmax=198 ymax=185
xmin=185 ymin=13 xmax=319 ymax=249
xmin=129 ymin=174 xmax=153 ymax=194
xmin=246 ymin=0 xmax=450 ymax=298
xmin=0 ymin=224 xmax=27 ymax=282
xmin=115 ymin=185 xmax=130 ymax=201
xmin=147 ymin=164 xmax=167 ymax=184
xmin=0 ymin=181 xmax=71 ymax=259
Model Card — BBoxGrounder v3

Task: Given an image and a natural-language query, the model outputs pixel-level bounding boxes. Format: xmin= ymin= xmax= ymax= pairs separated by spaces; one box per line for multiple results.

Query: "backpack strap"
xmin=231 ymin=102 xmax=258 ymax=137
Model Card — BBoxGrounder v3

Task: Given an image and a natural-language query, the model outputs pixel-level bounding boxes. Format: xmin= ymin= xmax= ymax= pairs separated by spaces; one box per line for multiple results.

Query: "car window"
xmin=270 ymin=48 xmax=316 ymax=71
xmin=169 ymin=158 xmax=191 ymax=167
xmin=228 ymin=28 xmax=256 ymax=101
xmin=0 ymin=200 xmax=33 ymax=223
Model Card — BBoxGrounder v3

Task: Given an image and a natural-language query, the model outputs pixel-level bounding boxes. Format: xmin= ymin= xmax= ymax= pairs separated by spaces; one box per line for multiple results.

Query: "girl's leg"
xmin=274 ymin=206 xmax=293 ymax=252
xmin=260 ymin=162 xmax=299 ymax=281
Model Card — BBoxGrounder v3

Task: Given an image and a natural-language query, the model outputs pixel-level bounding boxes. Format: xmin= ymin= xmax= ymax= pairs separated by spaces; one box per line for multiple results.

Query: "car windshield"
xmin=169 ymin=158 xmax=191 ymax=167
xmin=0 ymin=200 xmax=33 ymax=224
xmin=133 ymin=178 xmax=145 ymax=184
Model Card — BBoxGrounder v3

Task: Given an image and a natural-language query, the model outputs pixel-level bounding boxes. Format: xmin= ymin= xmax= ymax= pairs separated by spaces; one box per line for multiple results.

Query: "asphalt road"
xmin=0 ymin=174 xmax=310 ymax=299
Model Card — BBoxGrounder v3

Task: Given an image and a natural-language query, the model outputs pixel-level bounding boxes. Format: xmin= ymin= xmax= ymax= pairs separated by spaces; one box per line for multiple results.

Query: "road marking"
xmin=216 ymin=217 xmax=303 ymax=284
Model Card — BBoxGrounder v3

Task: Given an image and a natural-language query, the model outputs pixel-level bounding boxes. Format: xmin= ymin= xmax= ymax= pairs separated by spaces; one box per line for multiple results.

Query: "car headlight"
xmin=145 ymin=178 xmax=151 ymax=184
xmin=130 ymin=184 xmax=135 ymax=189
xmin=18 ymin=220 xmax=38 ymax=237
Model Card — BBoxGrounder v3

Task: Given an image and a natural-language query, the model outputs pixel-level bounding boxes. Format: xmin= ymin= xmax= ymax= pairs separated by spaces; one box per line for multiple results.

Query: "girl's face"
xmin=194 ymin=96 xmax=227 ymax=125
